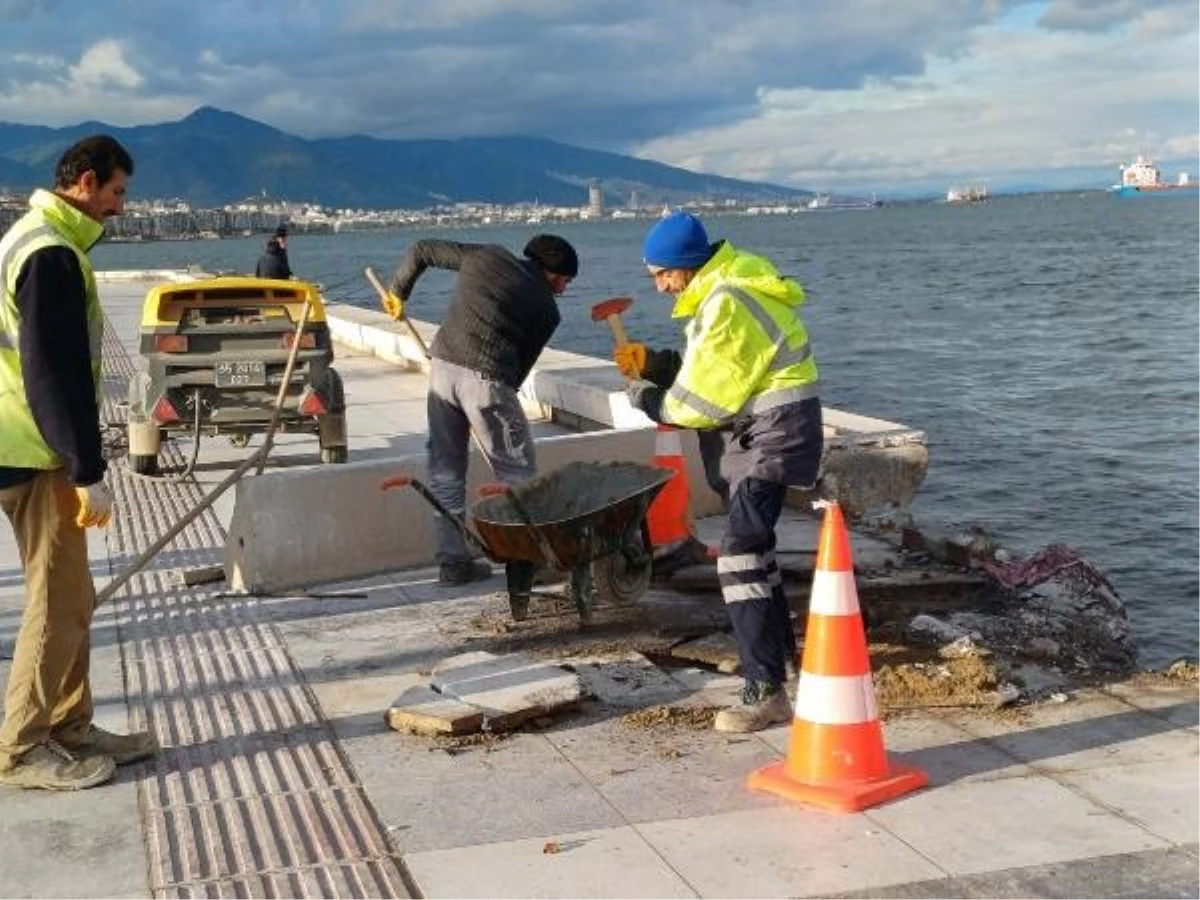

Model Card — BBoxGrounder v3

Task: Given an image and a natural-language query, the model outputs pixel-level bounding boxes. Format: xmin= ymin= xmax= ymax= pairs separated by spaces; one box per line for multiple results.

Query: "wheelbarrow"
xmin=381 ymin=460 xmax=673 ymax=624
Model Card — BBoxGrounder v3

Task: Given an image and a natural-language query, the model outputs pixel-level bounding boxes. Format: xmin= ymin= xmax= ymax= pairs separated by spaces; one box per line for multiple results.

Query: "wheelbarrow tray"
xmin=470 ymin=461 xmax=672 ymax=567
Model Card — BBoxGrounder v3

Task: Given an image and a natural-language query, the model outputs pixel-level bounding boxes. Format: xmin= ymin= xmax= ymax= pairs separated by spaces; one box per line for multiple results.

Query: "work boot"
xmin=58 ymin=725 xmax=158 ymax=765
xmin=0 ymin=741 xmax=116 ymax=791
xmin=714 ymin=680 xmax=792 ymax=733
xmin=438 ymin=559 xmax=493 ymax=586
xmin=651 ymin=536 xmax=712 ymax=580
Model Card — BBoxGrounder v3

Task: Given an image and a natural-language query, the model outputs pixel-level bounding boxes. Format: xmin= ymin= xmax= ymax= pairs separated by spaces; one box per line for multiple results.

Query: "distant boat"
xmin=946 ymin=185 xmax=989 ymax=204
xmin=1109 ymin=156 xmax=1198 ymax=197
xmin=805 ymin=192 xmax=879 ymax=211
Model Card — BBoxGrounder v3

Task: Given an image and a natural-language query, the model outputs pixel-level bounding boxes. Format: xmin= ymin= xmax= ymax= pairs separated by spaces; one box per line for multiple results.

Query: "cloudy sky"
xmin=1 ymin=0 xmax=1196 ymax=195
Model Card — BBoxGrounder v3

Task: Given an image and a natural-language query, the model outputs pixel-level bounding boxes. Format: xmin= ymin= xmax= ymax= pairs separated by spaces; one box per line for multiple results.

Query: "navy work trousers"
xmin=718 ymin=477 xmax=796 ymax=685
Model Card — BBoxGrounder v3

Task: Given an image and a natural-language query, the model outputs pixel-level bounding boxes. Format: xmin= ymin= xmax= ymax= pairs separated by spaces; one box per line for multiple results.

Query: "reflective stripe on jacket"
xmin=661 ymin=241 xmax=819 ymax=429
xmin=0 ymin=189 xmax=104 ymax=469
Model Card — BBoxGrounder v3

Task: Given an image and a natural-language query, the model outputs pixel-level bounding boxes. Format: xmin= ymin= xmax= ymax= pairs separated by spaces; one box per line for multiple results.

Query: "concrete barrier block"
xmin=225 ymin=427 xmax=724 ymax=594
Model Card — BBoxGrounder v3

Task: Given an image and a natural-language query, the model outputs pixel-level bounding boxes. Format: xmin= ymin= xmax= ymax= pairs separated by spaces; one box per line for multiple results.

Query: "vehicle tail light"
xmin=151 ymin=394 xmax=181 ymax=424
xmin=298 ymin=388 xmax=327 ymax=417
xmin=281 ymin=332 xmax=317 ymax=350
xmin=154 ymin=334 xmax=189 ymax=353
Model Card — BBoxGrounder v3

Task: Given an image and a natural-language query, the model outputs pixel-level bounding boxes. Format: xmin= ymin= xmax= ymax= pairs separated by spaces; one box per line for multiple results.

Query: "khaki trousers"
xmin=0 ymin=468 xmax=96 ymax=768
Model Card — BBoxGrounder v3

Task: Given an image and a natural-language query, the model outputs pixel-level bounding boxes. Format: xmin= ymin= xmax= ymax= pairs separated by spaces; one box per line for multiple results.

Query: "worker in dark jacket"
xmin=617 ymin=212 xmax=822 ymax=733
xmin=255 ymin=225 xmax=291 ymax=279
xmin=384 ymin=235 xmax=579 ymax=598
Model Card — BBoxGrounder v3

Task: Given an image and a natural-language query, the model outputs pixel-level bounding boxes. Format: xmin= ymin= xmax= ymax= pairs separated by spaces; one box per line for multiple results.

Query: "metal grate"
xmin=101 ymin=321 xmax=416 ymax=898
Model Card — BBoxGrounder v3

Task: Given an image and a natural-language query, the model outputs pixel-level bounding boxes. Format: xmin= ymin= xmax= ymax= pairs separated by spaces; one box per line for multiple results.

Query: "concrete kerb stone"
xmin=324 ymin=302 xmax=433 ymax=372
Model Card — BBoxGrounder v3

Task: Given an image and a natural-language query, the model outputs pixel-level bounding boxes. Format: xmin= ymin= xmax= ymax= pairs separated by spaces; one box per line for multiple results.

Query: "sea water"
xmin=92 ymin=192 xmax=1199 ymax=668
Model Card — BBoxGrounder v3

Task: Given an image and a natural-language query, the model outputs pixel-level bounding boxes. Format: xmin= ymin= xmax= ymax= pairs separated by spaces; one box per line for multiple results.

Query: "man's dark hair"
xmin=55 ymin=134 xmax=135 ymax=189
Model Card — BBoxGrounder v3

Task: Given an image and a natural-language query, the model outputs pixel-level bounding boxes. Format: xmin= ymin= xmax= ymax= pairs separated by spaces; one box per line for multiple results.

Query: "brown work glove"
xmin=614 ymin=343 xmax=647 ymax=379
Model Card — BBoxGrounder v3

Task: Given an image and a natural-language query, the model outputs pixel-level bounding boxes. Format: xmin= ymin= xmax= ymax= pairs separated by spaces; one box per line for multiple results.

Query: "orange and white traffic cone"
xmin=747 ymin=499 xmax=927 ymax=813
xmin=647 ymin=425 xmax=691 ymax=548
xmin=646 ymin=425 xmax=714 ymax=565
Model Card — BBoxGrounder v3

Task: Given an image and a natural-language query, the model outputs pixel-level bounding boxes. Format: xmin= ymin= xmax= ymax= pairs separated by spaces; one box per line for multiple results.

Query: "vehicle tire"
xmin=325 ymin=366 xmax=346 ymax=413
xmin=317 ymin=367 xmax=348 ymax=464
xmin=591 ymin=550 xmax=652 ymax=606
xmin=129 ymin=452 xmax=158 ymax=476
xmin=321 ymin=445 xmax=348 ymax=464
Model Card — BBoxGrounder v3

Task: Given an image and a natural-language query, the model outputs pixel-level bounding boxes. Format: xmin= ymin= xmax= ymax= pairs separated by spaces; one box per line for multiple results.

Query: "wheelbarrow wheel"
xmin=591 ymin=552 xmax=652 ymax=607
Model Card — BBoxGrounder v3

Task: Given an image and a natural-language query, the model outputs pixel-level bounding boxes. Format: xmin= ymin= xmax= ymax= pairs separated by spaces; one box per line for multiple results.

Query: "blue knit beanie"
xmin=642 ymin=212 xmax=712 ymax=269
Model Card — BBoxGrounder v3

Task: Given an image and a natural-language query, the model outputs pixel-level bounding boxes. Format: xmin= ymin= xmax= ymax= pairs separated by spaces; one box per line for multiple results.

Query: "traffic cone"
xmin=645 ymin=424 xmax=694 ymax=549
xmin=747 ymin=499 xmax=927 ymax=813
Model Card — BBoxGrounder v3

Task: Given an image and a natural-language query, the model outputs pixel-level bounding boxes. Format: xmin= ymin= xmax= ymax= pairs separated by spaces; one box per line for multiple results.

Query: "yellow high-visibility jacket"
xmin=659 ymin=240 xmax=823 ymax=488
xmin=0 ymin=189 xmax=104 ymax=472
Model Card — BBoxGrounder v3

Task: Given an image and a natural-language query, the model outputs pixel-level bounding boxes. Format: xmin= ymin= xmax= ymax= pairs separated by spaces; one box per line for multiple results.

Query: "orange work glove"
xmin=614 ymin=343 xmax=647 ymax=379
xmin=382 ymin=290 xmax=405 ymax=320
xmin=73 ymin=481 xmax=113 ymax=529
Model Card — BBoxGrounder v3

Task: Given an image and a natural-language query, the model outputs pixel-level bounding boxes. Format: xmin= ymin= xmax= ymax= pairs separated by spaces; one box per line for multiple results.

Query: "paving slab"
xmin=430 ymin=650 xmax=582 ymax=732
xmin=386 ymin=681 xmax=486 ymax=736
xmin=947 ymin=689 xmax=1200 ymax=772
xmin=640 ymin=805 xmax=946 ymax=899
xmin=866 ymin=773 xmax=1168 ymax=876
xmin=405 ymin=824 xmax=699 ymax=899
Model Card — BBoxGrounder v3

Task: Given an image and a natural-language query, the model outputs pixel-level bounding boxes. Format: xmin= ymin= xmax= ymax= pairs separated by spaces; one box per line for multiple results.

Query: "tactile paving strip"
xmin=101 ymin=322 xmax=416 ymax=898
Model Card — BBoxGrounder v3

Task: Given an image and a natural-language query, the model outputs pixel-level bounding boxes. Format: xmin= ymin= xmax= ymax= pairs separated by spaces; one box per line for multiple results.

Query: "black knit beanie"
xmin=523 ymin=234 xmax=579 ymax=278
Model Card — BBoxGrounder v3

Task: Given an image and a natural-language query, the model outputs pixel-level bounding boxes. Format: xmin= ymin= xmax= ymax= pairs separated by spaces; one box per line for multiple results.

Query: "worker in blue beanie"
xmin=617 ymin=211 xmax=823 ymax=733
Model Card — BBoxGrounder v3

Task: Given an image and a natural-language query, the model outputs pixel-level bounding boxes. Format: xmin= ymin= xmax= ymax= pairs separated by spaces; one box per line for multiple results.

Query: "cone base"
xmin=747 ymin=759 xmax=928 ymax=814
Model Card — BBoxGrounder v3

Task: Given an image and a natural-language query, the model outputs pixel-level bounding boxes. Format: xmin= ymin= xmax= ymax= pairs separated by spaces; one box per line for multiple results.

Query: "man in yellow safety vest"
xmin=0 ymin=134 xmax=157 ymax=791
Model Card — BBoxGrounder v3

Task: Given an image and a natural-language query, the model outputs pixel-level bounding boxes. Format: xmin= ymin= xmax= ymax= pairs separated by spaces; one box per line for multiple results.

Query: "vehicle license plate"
xmin=214 ymin=360 xmax=267 ymax=388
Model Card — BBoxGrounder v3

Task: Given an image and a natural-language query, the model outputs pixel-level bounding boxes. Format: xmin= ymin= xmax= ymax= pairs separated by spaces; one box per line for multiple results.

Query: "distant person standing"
xmin=382 ymin=235 xmax=578 ymax=600
xmin=255 ymin=224 xmax=292 ymax=279
xmin=618 ymin=211 xmax=822 ymax=733
xmin=0 ymin=134 xmax=158 ymax=791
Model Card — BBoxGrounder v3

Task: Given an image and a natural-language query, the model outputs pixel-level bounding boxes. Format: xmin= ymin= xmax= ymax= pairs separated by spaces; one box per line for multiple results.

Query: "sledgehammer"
xmin=590 ymin=296 xmax=633 ymax=348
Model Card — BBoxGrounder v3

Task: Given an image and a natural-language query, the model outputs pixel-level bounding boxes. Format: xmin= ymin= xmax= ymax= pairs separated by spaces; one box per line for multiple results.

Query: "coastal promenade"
xmin=0 ymin=276 xmax=1195 ymax=898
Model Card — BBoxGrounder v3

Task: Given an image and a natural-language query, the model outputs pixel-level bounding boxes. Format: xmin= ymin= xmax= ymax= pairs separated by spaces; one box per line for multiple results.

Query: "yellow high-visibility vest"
xmin=0 ymin=189 xmax=104 ymax=469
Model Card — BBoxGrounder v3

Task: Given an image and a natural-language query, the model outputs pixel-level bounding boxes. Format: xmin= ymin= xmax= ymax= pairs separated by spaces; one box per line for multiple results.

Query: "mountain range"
xmin=0 ymin=107 xmax=809 ymax=210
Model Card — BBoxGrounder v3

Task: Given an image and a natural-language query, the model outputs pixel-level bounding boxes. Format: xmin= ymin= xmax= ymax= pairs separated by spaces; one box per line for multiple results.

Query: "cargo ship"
xmin=1110 ymin=155 xmax=1199 ymax=197
xmin=945 ymin=184 xmax=989 ymax=204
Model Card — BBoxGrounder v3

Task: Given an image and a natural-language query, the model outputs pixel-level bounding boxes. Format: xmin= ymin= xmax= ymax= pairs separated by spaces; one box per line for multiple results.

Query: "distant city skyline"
xmin=0 ymin=1 xmax=1196 ymax=196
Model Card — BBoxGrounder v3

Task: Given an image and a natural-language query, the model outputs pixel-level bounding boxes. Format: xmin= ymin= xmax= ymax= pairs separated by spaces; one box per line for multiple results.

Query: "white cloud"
xmin=0 ymin=0 xmax=1193 ymax=194
xmin=69 ymin=39 xmax=142 ymax=89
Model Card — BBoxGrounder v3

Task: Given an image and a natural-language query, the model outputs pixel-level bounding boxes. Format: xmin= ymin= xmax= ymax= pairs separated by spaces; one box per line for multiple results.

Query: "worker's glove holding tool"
xmin=73 ymin=480 xmax=113 ymax=529
xmin=614 ymin=343 xmax=647 ymax=380
xmin=382 ymin=290 xmax=406 ymax=321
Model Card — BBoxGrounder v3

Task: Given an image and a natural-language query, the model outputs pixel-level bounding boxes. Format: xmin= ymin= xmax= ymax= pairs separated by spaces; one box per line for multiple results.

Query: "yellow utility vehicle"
xmin=125 ymin=276 xmax=348 ymax=474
